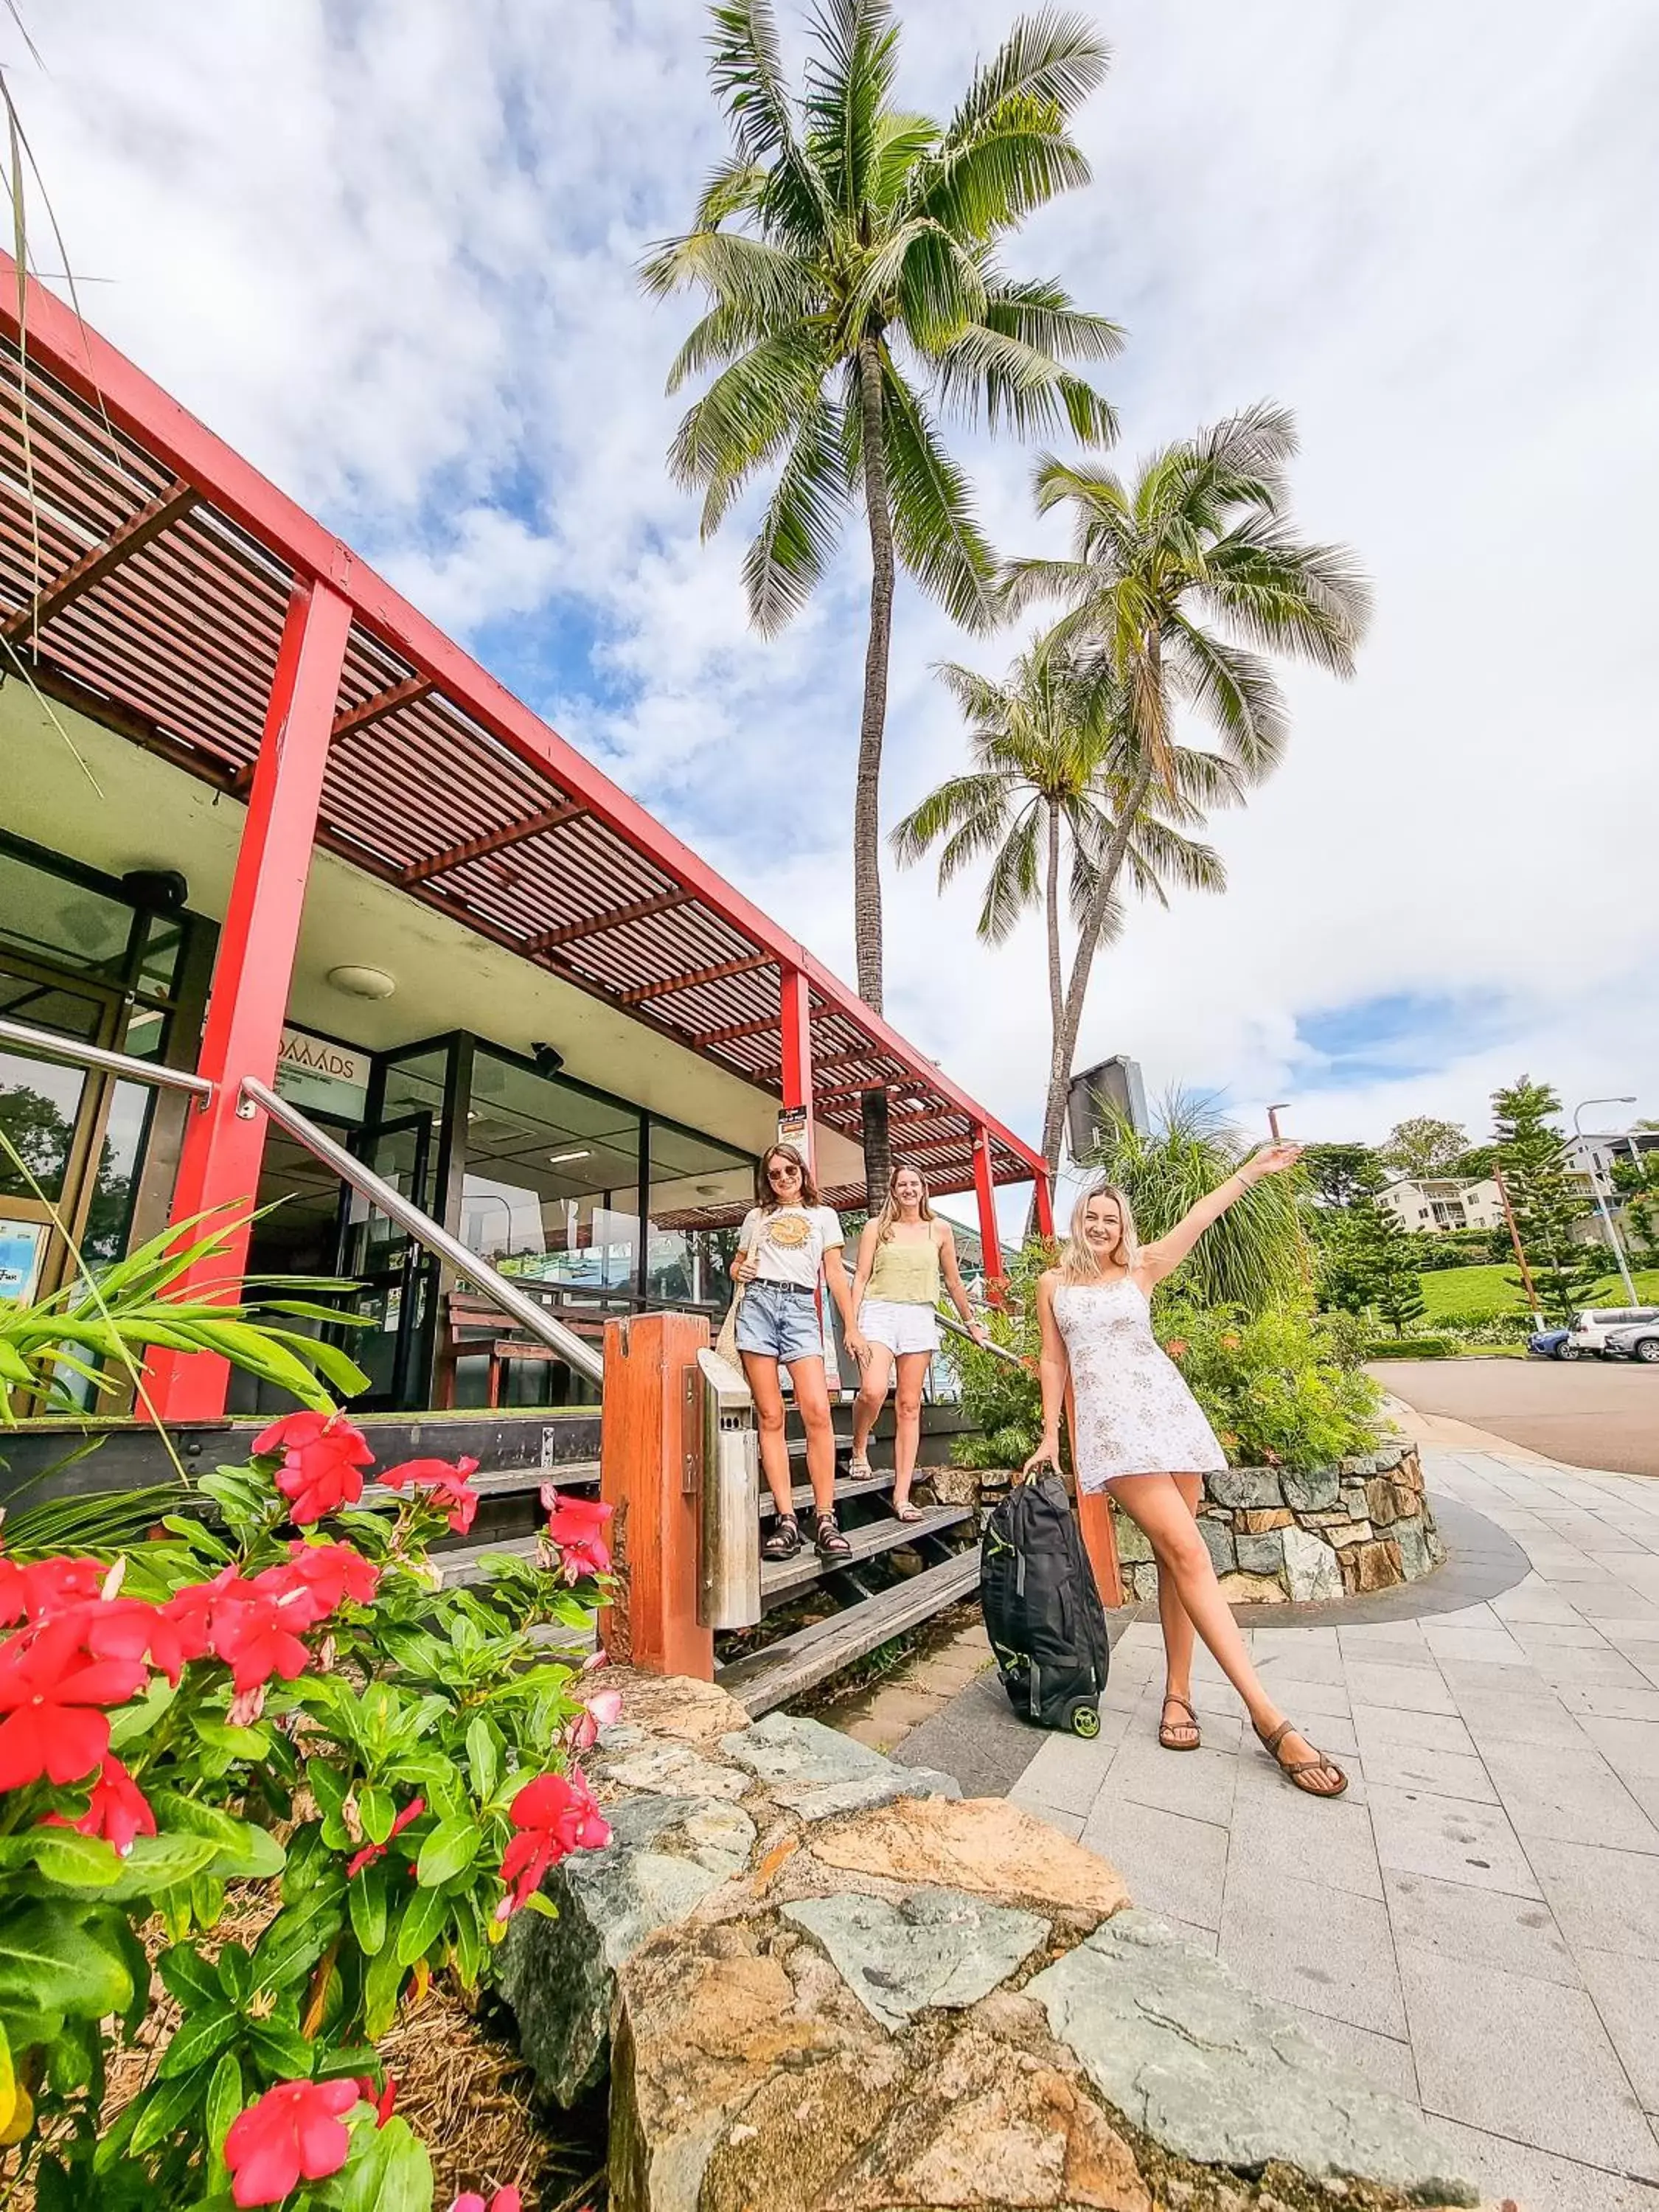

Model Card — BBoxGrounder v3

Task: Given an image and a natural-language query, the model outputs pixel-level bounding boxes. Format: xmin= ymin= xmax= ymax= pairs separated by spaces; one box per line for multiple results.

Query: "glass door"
xmin=334 ymin=1111 xmax=435 ymax=1410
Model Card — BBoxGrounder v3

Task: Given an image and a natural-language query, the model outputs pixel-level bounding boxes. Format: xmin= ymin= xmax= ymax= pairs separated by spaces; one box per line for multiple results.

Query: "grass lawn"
xmin=1419 ymin=1260 xmax=1659 ymax=1321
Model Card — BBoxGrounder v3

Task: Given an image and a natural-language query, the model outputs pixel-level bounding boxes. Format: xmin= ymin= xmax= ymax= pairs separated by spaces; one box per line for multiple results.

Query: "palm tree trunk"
xmin=1023 ymin=799 xmax=1066 ymax=1243
xmin=1039 ymin=762 xmax=1155 ymax=1173
xmin=855 ymin=330 xmax=895 ymax=1206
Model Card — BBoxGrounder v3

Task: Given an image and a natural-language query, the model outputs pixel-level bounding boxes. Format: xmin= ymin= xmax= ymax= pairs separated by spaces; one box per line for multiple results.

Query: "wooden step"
xmin=718 ymin=1550 xmax=982 ymax=1716
xmin=759 ymin=1468 xmax=897 ymax=1520
xmin=360 ymin=1457 xmax=600 ymax=1509
xmin=759 ymin=1500 xmax=973 ymax=1605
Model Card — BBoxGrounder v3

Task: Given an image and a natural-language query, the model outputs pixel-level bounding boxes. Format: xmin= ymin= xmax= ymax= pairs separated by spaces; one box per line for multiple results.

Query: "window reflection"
xmin=462 ymin=1048 xmax=641 ymax=1293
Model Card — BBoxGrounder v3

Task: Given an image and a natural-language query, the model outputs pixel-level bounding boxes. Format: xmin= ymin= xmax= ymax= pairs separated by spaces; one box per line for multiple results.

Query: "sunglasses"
xmin=768 ymin=1163 xmax=801 ymax=1183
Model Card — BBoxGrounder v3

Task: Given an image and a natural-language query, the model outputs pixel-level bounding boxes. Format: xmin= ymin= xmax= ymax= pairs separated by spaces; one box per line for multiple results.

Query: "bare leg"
xmin=1097 ymin=1474 xmax=1343 ymax=1794
xmin=740 ymin=1352 xmax=793 ymax=1517
xmin=891 ymin=1351 xmax=931 ymax=1512
xmin=850 ymin=1342 xmax=894 ymax=1470
xmin=785 ymin=1355 xmax=837 ymax=1518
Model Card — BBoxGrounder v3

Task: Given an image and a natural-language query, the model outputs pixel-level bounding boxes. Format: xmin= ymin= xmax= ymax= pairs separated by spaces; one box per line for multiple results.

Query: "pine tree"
xmin=1492 ymin=1077 xmax=1606 ymax=1324
xmin=1316 ymin=1166 xmax=1427 ymax=1336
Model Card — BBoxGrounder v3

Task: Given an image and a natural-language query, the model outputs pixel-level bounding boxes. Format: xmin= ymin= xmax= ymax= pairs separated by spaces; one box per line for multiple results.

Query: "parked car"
xmin=1527 ymin=1327 xmax=1575 ymax=1360
xmin=1604 ymin=1321 xmax=1659 ymax=1365
xmin=1567 ymin=1307 xmax=1659 ymax=1357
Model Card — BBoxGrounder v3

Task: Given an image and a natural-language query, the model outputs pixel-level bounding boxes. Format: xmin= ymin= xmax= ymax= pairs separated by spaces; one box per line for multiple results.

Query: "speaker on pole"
xmin=1065 ymin=1055 xmax=1149 ymax=1162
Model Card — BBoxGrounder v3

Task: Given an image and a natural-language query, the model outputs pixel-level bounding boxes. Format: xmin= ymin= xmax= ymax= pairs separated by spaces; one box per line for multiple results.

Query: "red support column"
xmin=1034 ymin=1168 xmax=1055 ymax=1241
xmin=972 ymin=1124 xmax=1006 ymax=1302
xmin=779 ymin=964 xmax=814 ymax=1171
xmin=150 ymin=579 xmax=352 ymax=1419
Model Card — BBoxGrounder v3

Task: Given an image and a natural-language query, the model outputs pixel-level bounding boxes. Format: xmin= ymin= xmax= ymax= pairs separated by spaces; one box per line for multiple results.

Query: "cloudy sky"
xmin=12 ymin=1 xmax=1658 ymax=1199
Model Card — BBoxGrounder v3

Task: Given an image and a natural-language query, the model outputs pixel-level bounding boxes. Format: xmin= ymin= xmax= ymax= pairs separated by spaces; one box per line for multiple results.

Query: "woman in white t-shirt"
xmin=732 ymin=1144 xmax=867 ymax=1562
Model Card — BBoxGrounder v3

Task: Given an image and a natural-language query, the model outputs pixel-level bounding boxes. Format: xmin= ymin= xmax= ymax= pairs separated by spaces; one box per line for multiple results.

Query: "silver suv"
xmin=1605 ymin=1319 xmax=1659 ymax=1365
xmin=1568 ymin=1307 xmax=1659 ymax=1356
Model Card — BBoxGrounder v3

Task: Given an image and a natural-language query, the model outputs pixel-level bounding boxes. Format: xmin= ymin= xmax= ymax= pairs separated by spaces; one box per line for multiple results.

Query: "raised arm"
xmin=937 ymin=1223 xmax=987 ymax=1343
xmin=1020 ymin=1271 xmax=1068 ymax=1475
xmin=1137 ymin=1141 xmax=1304 ymax=1285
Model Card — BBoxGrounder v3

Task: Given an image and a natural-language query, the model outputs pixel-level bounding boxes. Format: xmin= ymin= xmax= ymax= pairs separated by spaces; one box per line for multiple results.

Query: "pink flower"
xmin=345 ymin=1796 xmax=425 ymax=1882
xmin=495 ymin=1770 xmax=611 ymax=1919
xmin=254 ymin=1411 xmax=375 ymax=1526
xmin=223 ymin=2079 xmax=358 ymax=2207
xmin=569 ymin=1688 xmax=624 ymax=1753
xmin=0 ymin=1553 xmax=103 ymax=1629
xmin=44 ymin=1752 xmax=156 ymax=1854
xmin=251 ymin=1540 xmax=380 ymax=1629
xmin=380 ymin=1456 xmax=481 ymax=1536
xmin=0 ymin=1616 xmax=150 ymax=1790
xmin=540 ymin=1493 xmax=613 ymax=1582
xmin=450 ymin=2192 xmax=522 ymax=2212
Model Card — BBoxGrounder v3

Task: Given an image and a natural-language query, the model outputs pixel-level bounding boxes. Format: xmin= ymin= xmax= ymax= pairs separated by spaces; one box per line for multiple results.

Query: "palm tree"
xmin=641 ymin=0 xmax=1121 ymax=1200
xmin=892 ymin=645 xmax=1234 ymax=1222
xmin=1002 ymin=403 xmax=1371 ymax=1174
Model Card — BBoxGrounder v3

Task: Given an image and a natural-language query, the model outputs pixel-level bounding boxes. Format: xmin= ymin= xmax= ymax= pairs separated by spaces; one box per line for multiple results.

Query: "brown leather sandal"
xmin=1158 ymin=1694 xmax=1201 ymax=1751
xmin=1255 ymin=1719 xmax=1347 ymax=1797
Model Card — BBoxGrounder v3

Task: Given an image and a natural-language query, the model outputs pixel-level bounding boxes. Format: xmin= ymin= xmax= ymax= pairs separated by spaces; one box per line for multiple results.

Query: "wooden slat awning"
xmin=0 ymin=262 xmax=1044 ymax=1197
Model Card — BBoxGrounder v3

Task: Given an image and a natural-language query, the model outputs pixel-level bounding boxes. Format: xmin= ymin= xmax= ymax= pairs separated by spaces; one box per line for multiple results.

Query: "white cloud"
xmin=10 ymin=0 xmax=1658 ymax=1192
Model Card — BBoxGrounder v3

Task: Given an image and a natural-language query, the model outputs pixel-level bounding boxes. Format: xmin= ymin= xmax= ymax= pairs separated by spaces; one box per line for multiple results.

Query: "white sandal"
xmin=847 ymin=1454 xmax=877 ymax=1481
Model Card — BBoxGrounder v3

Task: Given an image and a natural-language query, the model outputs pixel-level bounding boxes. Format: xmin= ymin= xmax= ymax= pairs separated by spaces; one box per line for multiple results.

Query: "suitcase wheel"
xmin=1066 ymin=1703 xmax=1101 ymax=1739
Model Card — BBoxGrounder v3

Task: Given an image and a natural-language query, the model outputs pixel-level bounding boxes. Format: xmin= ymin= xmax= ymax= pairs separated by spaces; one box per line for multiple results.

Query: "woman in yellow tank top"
xmin=846 ymin=1162 xmax=986 ymax=1520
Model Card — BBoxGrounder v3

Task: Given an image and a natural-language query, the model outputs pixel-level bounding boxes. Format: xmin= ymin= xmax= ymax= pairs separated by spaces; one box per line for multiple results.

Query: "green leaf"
xmin=246 ymin=2020 xmax=313 ymax=2078
xmin=0 ymin=1900 xmax=133 ymax=2020
xmin=157 ymin=2002 xmax=240 ymax=2080
xmin=158 ymin=1940 xmax=221 ymax=2010
xmin=216 ymin=1941 xmax=254 ymax=2006
xmin=0 ymin=1826 xmax=120 ymax=1891
xmin=204 ymin=2047 xmax=243 ymax=2187
xmin=105 ymin=1674 xmax=177 ymax=1749
xmin=465 ymin=1715 xmax=502 ymax=1803
xmin=414 ymin=1818 xmax=481 ymax=1890
xmin=100 ymin=1832 xmax=223 ymax=1902
xmin=517 ymin=1889 xmax=560 ymax=1922
xmin=252 ymin=1897 xmax=343 ymax=1992
xmin=192 ymin=1716 xmax=273 ymax=1763
xmin=128 ymin=2065 xmax=207 ymax=2157
xmin=358 ymin=1786 xmax=394 ymax=1847
xmin=347 ymin=1860 xmax=389 ymax=1958
xmin=361 ymin=1935 xmax=406 ymax=2040
xmin=394 ymin=1880 xmax=451 ymax=1967
xmin=330 ymin=2112 xmax=434 ymax=2212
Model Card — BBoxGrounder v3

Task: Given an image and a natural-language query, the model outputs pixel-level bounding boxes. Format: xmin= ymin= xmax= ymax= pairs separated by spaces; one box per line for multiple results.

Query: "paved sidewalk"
xmin=1004 ymin=1449 xmax=1659 ymax=2212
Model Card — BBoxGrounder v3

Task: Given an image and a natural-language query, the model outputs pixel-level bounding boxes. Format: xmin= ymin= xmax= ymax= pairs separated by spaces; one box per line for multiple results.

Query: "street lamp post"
xmin=1573 ymin=1096 xmax=1639 ymax=1305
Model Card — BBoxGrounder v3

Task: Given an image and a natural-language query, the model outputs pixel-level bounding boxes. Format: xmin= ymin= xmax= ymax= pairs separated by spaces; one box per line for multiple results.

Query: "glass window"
xmin=0 ymin=849 xmax=133 ymax=981
xmin=0 ymin=983 xmax=103 ymax=1204
xmin=644 ymin=1121 xmax=753 ymax=1308
xmin=82 ymin=1081 xmax=154 ymax=1267
xmin=460 ymin=1049 xmax=641 ymax=1293
xmin=133 ymin=911 xmax=187 ymax=1001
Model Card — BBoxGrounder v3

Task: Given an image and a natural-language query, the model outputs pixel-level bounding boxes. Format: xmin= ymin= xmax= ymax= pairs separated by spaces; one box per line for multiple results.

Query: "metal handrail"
xmin=0 ymin=1015 xmax=213 ymax=1095
xmin=937 ymin=1308 xmax=1029 ymax=1370
xmin=241 ymin=1078 xmax=606 ymax=1387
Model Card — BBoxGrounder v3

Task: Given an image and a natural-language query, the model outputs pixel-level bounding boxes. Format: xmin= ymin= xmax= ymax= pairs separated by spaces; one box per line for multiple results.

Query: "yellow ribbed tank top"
xmin=867 ymin=1228 xmax=941 ymax=1305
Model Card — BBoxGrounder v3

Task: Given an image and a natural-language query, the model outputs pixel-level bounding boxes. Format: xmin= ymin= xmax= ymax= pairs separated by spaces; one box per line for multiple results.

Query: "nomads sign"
xmin=274 ymin=1027 xmax=370 ymax=1121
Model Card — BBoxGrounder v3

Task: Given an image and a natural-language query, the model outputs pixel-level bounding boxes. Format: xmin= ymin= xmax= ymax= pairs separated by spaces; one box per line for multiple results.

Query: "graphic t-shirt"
xmin=740 ymin=1203 xmax=844 ymax=1291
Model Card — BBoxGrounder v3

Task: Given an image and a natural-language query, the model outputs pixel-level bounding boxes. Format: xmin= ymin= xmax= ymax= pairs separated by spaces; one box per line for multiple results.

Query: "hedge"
xmin=1366 ymin=1337 xmax=1455 ymax=1360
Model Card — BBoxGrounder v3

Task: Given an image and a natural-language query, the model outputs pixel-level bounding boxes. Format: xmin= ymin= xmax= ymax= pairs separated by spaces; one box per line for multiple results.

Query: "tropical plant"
xmin=894 ymin=643 xmax=1232 ymax=1228
xmin=1318 ymin=1172 xmax=1427 ymax=1338
xmin=0 ymin=1411 xmax=616 ymax=2210
xmin=1298 ymin=1142 xmax=1377 ymax=1213
xmin=1086 ymin=1092 xmax=1307 ymax=1315
xmin=1492 ymin=1077 xmax=1606 ymax=1324
xmin=1611 ymin=1149 xmax=1659 ymax=1270
xmin=642 ymin=0 xmax=1121 ymax=1198
xmin=1002 ymin=403 xmax=1371 ymax=1172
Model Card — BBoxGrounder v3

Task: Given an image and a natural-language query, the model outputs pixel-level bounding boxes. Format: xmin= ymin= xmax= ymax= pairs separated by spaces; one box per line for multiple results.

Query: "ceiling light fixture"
xmin=549 ymin=1148 xmax=591 ymax=1165
xmin=326 ymin=964 xmax=397 ymax=1001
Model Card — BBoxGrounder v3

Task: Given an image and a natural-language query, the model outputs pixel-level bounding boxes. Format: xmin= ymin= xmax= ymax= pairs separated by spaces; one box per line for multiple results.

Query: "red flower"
xmin=380 ymin=1457 xmax=480 ymax=1536
xmin=345 ymin=1795 xmax=425 ymax=1882
xmin=355 ymin=2074 xmax=397 ymax=2127
xmin=540 ymin=1492 xmax=613 ymax=1582
xmin=46 ymin=1753 xmax=156 ymax=1855
xmin=569 ymin=1687 xmax=623 ymax=1753
xmin=0 ymin=1617 xmax=149 ymax=1790
xmin=254 ymin=1411 xmax=375 ymax=1526
xmin=252 ymin=1540 xmax=380 ymax=1629
xmin=451 ymin=2192 xmax=522 ymax=2212
xmin=223 ymin=2078 xmax=358 ymax=2208
xmin=0 ymin=1553 xmax=103 ymax=1629
xmin=200 ymin=1577 xmax=310 ymax=1696
xmin=495 ymin=1770 xmax=611 ymax=1919
xmin=80 ymin=1595 xmax=199 ymax=1687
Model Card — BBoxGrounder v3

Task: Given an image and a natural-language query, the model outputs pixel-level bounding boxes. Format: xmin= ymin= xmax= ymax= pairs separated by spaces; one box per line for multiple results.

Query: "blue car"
xmin=1527 ymin=1328 xmax=1576 ymax=1360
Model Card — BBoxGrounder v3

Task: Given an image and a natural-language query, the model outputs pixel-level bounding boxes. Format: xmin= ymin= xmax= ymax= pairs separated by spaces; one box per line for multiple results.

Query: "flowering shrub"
xmin=0 ymin=1410 xmax=616 ymax=2208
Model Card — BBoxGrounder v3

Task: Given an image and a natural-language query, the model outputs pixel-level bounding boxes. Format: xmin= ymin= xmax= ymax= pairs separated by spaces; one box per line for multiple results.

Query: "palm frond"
xmin=803 ymin=0 xmax=900 ymax=217
xmin=741 ymin=394 xmax=850 ymax=632
xmin=667 ymin=326 xmax=828 ymax=526
xmin=879 ymin=366 xmax=998 ymax=631
xmin=935 ymin=319 xmax=1116 ymax=442
xmin=942 ymin=12 xmax=1110 ymax=148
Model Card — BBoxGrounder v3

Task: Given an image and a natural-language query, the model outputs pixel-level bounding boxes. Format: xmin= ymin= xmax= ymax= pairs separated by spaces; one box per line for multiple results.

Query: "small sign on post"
xmin=776 ymin=1105 xmax=810 ymax=1158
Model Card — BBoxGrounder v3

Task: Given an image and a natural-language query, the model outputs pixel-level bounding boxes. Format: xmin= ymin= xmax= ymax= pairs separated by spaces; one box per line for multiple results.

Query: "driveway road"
xmin=1377 ymin=1356 xmax=1659 ymax=1478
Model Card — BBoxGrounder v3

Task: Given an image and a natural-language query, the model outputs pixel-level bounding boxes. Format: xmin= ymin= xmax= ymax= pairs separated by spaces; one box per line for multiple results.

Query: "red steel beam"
xmin=692 ymin=1015 xmax=782 ymax=1048
xmin=973 ymin=1123 xmax=1006 ymax=1298
xmin=525 ymin=888 xmax=695 ymax=954
xmin=620 ymin=952 xmax=773 ymax=1007
xmin=779 ymin=965 xmax=814 ymax=1168
xmin=0 ymin=260 xmax=1046 ymax=1181
xmin=330 ymin=672 xmax=431 ymax=744
xmin=148 ymin=579 xmax=352 ymax=1418
xmin=398 ymin=799 xmax=586 ymax=886
xmin=1 ymin=477 xmax=195 ymax=640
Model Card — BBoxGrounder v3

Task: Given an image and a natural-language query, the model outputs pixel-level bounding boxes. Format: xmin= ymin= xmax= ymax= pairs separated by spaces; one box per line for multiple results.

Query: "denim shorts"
xmin=734 ymin=1279 xmax=825 ymax=1365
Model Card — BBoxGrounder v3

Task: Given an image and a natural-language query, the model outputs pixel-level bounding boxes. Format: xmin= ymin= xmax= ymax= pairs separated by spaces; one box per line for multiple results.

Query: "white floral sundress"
xmin=1053 ymin=1276 xmax=1226 ymax=1492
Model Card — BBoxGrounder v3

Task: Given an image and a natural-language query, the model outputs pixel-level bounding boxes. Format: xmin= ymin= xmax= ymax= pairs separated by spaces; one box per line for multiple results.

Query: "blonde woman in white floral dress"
xmin=1024 ymin=1150 xmax=1347 ymax=1798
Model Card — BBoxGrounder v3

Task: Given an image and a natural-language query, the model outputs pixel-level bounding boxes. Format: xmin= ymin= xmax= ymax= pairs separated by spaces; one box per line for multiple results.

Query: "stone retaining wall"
xmin=1111 ymin=1442 xmax=1444 ymax=1607
xmin=495 ymin=1669 xmax=1486 ymax=2211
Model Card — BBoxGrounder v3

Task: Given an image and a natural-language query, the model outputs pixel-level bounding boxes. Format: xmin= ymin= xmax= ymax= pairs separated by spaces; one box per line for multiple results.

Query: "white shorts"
xmin=858 ymin=1298 xmax=939 ymax=1357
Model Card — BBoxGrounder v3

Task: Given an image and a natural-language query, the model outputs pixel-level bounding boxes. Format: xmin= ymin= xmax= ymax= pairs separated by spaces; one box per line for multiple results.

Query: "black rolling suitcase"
xmin=980 ymin=1470 xmax=1109 ymax=1736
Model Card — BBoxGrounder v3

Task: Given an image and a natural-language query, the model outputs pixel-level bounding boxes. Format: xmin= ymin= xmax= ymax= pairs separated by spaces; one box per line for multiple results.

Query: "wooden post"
xmin=598 ymin=1310 xmax=715 ymax=1680
xmin=1492 ymin=1158 xmax=1543 ymax=1324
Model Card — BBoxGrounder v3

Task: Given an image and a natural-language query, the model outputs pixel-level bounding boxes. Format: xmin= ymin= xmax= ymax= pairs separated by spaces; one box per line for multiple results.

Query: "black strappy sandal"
xmin=762 ymin=1513 xmax=803 ymax=1561
xmin=814 ymin=1511 xmax=852 ymax=1559
xmin=1255 ymin=1719 xmax=1348 ymax=1798
xmin=1158 ymin=1694 xmax=1201 ymax=1752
